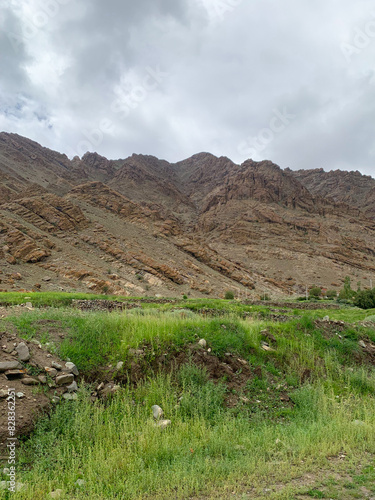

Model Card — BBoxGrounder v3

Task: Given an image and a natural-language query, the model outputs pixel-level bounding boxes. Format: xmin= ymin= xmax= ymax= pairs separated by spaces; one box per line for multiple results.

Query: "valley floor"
xmin=0 ymin=294 xmax=375 ymax=499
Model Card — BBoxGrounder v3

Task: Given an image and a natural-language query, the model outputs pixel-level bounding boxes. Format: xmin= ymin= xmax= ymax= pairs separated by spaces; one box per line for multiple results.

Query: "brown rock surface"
xmin=0 ymin=131 xmax=375 ymax=297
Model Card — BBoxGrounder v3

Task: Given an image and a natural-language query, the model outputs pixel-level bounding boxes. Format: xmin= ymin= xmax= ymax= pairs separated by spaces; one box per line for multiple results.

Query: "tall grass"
xmin=12 ymin=375 xmax=375 ymax=500
xmin=2 ymin=302 xmax=375 ymax=499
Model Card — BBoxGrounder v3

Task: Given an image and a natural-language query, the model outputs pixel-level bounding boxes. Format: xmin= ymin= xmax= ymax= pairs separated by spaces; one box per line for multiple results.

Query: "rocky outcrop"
xmin=0 ymin=132 xmax=375 ymax=297
xmin=2 ymin=194 xmax=88 ymax=232
xmin=290 ymin=168 xmax=375 ymax=219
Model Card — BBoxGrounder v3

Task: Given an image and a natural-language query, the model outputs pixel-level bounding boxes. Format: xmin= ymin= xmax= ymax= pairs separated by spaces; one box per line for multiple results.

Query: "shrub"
xmin=309 ymin=287 xmax=322 ymax=299
xmin=260 ymin=293 xmax=271 ymax=301
xmin=339 ymin=276 xmax=356 ymax=300
xmin=326 ymin=290 xmax=337 ymax=299
xmin=354 ymin=288 xmax=375 ymax=310
xmin=224 ymin=290 xmax=235 ymax=300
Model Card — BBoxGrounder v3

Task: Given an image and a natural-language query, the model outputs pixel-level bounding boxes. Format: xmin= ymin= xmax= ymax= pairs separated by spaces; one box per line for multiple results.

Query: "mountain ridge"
xmin=0 ymin=131 xmax=374 ymax=298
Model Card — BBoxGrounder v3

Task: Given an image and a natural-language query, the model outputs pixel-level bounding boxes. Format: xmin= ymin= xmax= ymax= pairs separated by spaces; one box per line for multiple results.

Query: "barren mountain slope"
xmin=0 ymin=132 xmax=374 ymax=298
xmin=290 ymin=168 xmax=375 ymax=219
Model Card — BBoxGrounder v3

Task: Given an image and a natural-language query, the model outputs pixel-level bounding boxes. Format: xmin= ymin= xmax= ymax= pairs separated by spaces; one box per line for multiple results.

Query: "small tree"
xmin=354 ymin=288 xmax=375 ymax=309
xmin=309 ymin=287 xmax=322 ymax=299
xmin=224 ymin=290 xmax=235 ymax=300
xmin=339 ymin=276 xmax=355 ymax=300
xmin=326 ymin=290 xmax=337 ymax=300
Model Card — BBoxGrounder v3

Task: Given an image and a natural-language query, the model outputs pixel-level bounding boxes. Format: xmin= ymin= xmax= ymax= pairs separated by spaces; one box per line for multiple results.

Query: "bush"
xmin=354 ymin=288 xmax=375 ymax=310
xmin=326 ymin=290 xmax=338 ymax=300
xmin=260 ymin=293 xmax=271 ymax=301
xmin=339 ymin=276 xmax=356 ymax=300
xmin=224 ymin=290 xmax=235 ymax=300
xmin=309 ymin=287 xmax=322 ymax=299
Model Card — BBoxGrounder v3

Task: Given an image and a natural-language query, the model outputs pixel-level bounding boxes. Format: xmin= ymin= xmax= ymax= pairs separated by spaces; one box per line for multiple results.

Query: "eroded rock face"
xmin=291 ymin=168 xmax=375 ymax=220
xmin=0 ymin=132 xmax=375 ymax=298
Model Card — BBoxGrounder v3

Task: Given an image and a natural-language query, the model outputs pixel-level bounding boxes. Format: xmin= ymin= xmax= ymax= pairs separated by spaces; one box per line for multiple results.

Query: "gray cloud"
xmin=0 ymin=0 xmax=374 ymax=176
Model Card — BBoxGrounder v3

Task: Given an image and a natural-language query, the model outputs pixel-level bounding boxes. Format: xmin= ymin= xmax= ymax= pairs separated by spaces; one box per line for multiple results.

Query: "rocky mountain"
xmin=1 ymin=131 xmax=374 ymax=298
xmin=290 ymin=168 xmax=375 ymax=220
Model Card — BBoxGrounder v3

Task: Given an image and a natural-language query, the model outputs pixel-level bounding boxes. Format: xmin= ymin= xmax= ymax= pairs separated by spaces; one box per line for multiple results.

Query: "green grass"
xmin=10 ymin=379 xmax=375 ymax=499
xmin=0 ymin=291 xmax=120 ymax=307
xmin=1 ymin=294 xmax=375 ymax=499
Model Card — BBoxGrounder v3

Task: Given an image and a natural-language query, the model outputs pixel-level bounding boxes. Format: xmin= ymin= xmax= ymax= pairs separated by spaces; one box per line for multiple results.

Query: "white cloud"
xmin=0 ymin=0 xmax=374 ymax=176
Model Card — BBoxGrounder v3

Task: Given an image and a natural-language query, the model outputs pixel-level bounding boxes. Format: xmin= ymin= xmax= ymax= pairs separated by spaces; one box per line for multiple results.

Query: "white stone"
xmin=198 ymin=339 xmax=207 ymax=348
xmin=151 ymin=405 xmax=163 ymax=420
xmin=154 ymin=419 xmax=171 ymax=429
xmin=66 ymin=381 xmax=78 ymax=393
xmin=49 ymin=490 xmax=63 ymax=498
xmin=63 ymin=393 xmax=78 ymax=401
xmin=65 ymin=362 xmax=79 ymax=376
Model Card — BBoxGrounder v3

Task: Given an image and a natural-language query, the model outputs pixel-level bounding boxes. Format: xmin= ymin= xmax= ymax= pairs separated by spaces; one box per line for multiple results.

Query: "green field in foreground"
xmin=1 ymin=294 xmax=375 ymax=499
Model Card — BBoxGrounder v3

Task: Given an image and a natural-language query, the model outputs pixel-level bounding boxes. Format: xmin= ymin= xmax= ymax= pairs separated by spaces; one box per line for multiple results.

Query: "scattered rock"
xmin=51 ymin=396 xmax=60 ymax=404
xmin=5 ymin=369 xmax=26 ymax=380
xmin=21 ymin=378 xmax=39 ymax=386
xmin=38 ymin=375 xmax=47 ymax=384
xmin=154 ymin=419 xmax=171 ymax=429
xmin=15 ymin=342 xmax=30 ymax=362
xmin=75 ymin=479 xmax=85 ymax=487
xmin=49 ymin=489 xmax=64 ymax=498
xmin=352 ymin=420 xmax=366 ymax=426
xmin=359 ymin=340 xmax=367 ymax=348
xmin=51 ymin=361 xmax=62 ymax=370
xmin=152 ymin=405 xmax=164 ymax=420
xmin=16 ymin=392 xmax=24 ymax=399
xmin=66 ymin=381 xmax=78 ymax=393
xmin=63 ymin=393 xmax=77 ymax=401
xmin=116 ymin=361 xmax=124 ymax=370
xmin=198 ymin=339 xmax=207 ymax=348
xmin=0 ymin=390 xmax=8 ymax=398
xmin=128 ymin=348 xmax=144 ymax=356
xmin=56 ymin=374 xmax=74 ymax=386
xmin=0 ymin=361 xmax=22 ymax=372
xmin=98 ymin=383 xmax=120 ymax=398
xmin=25 ymin=302 xmax=33 ymax=309
xmin=261 ymin=344 xmax=276 ymax=352
xmin=45 ymin=367 xmax=58 ymax=377
xmin=65 ymin=362 xmax=79 ymax=376
xmin=237 ymin=358 xmax=248 ymax=365
xmin=323 ymin=316 xmax=330 ymax=322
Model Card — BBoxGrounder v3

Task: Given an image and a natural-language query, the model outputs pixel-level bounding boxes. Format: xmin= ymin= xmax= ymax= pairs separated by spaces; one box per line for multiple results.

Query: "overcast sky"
xmin=0 ymin=0 xmax=375 ymax=176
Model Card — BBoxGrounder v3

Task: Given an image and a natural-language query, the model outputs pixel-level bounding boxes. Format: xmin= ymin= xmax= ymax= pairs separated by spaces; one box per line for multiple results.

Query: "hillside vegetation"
xmin=0 ymin=295 xmax=375 ymax=499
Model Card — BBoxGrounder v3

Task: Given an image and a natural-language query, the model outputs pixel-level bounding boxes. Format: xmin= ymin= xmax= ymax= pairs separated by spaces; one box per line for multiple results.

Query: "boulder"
xmin=21 ymin=378 xmax=39 ymax=386
xmin=66 ymin=381 xmax=78 ymax=392
xmin=152 ymin=405 xmax=163 ymax=420
xmin=65 ymin=362 xmax=79 ymax=376
xmin=56 ymin=374 xmax=74 ymax=386
xmin=0 ymin=361 xmax=22 ymax=372
xmin=16 ymin=342 xmax=30 ymax=362
xmin=45 ymin=367 xmax=58 ymax=377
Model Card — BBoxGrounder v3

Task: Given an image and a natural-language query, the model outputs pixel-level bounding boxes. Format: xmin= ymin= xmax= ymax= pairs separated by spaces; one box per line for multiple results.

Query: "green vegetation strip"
xmin=0 ymin=295 xmax=375 ymax=499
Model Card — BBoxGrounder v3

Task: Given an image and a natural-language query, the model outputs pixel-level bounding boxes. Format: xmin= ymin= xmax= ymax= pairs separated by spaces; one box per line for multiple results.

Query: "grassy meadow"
xmin=0 ymin=293 xmax=375 ymax=499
